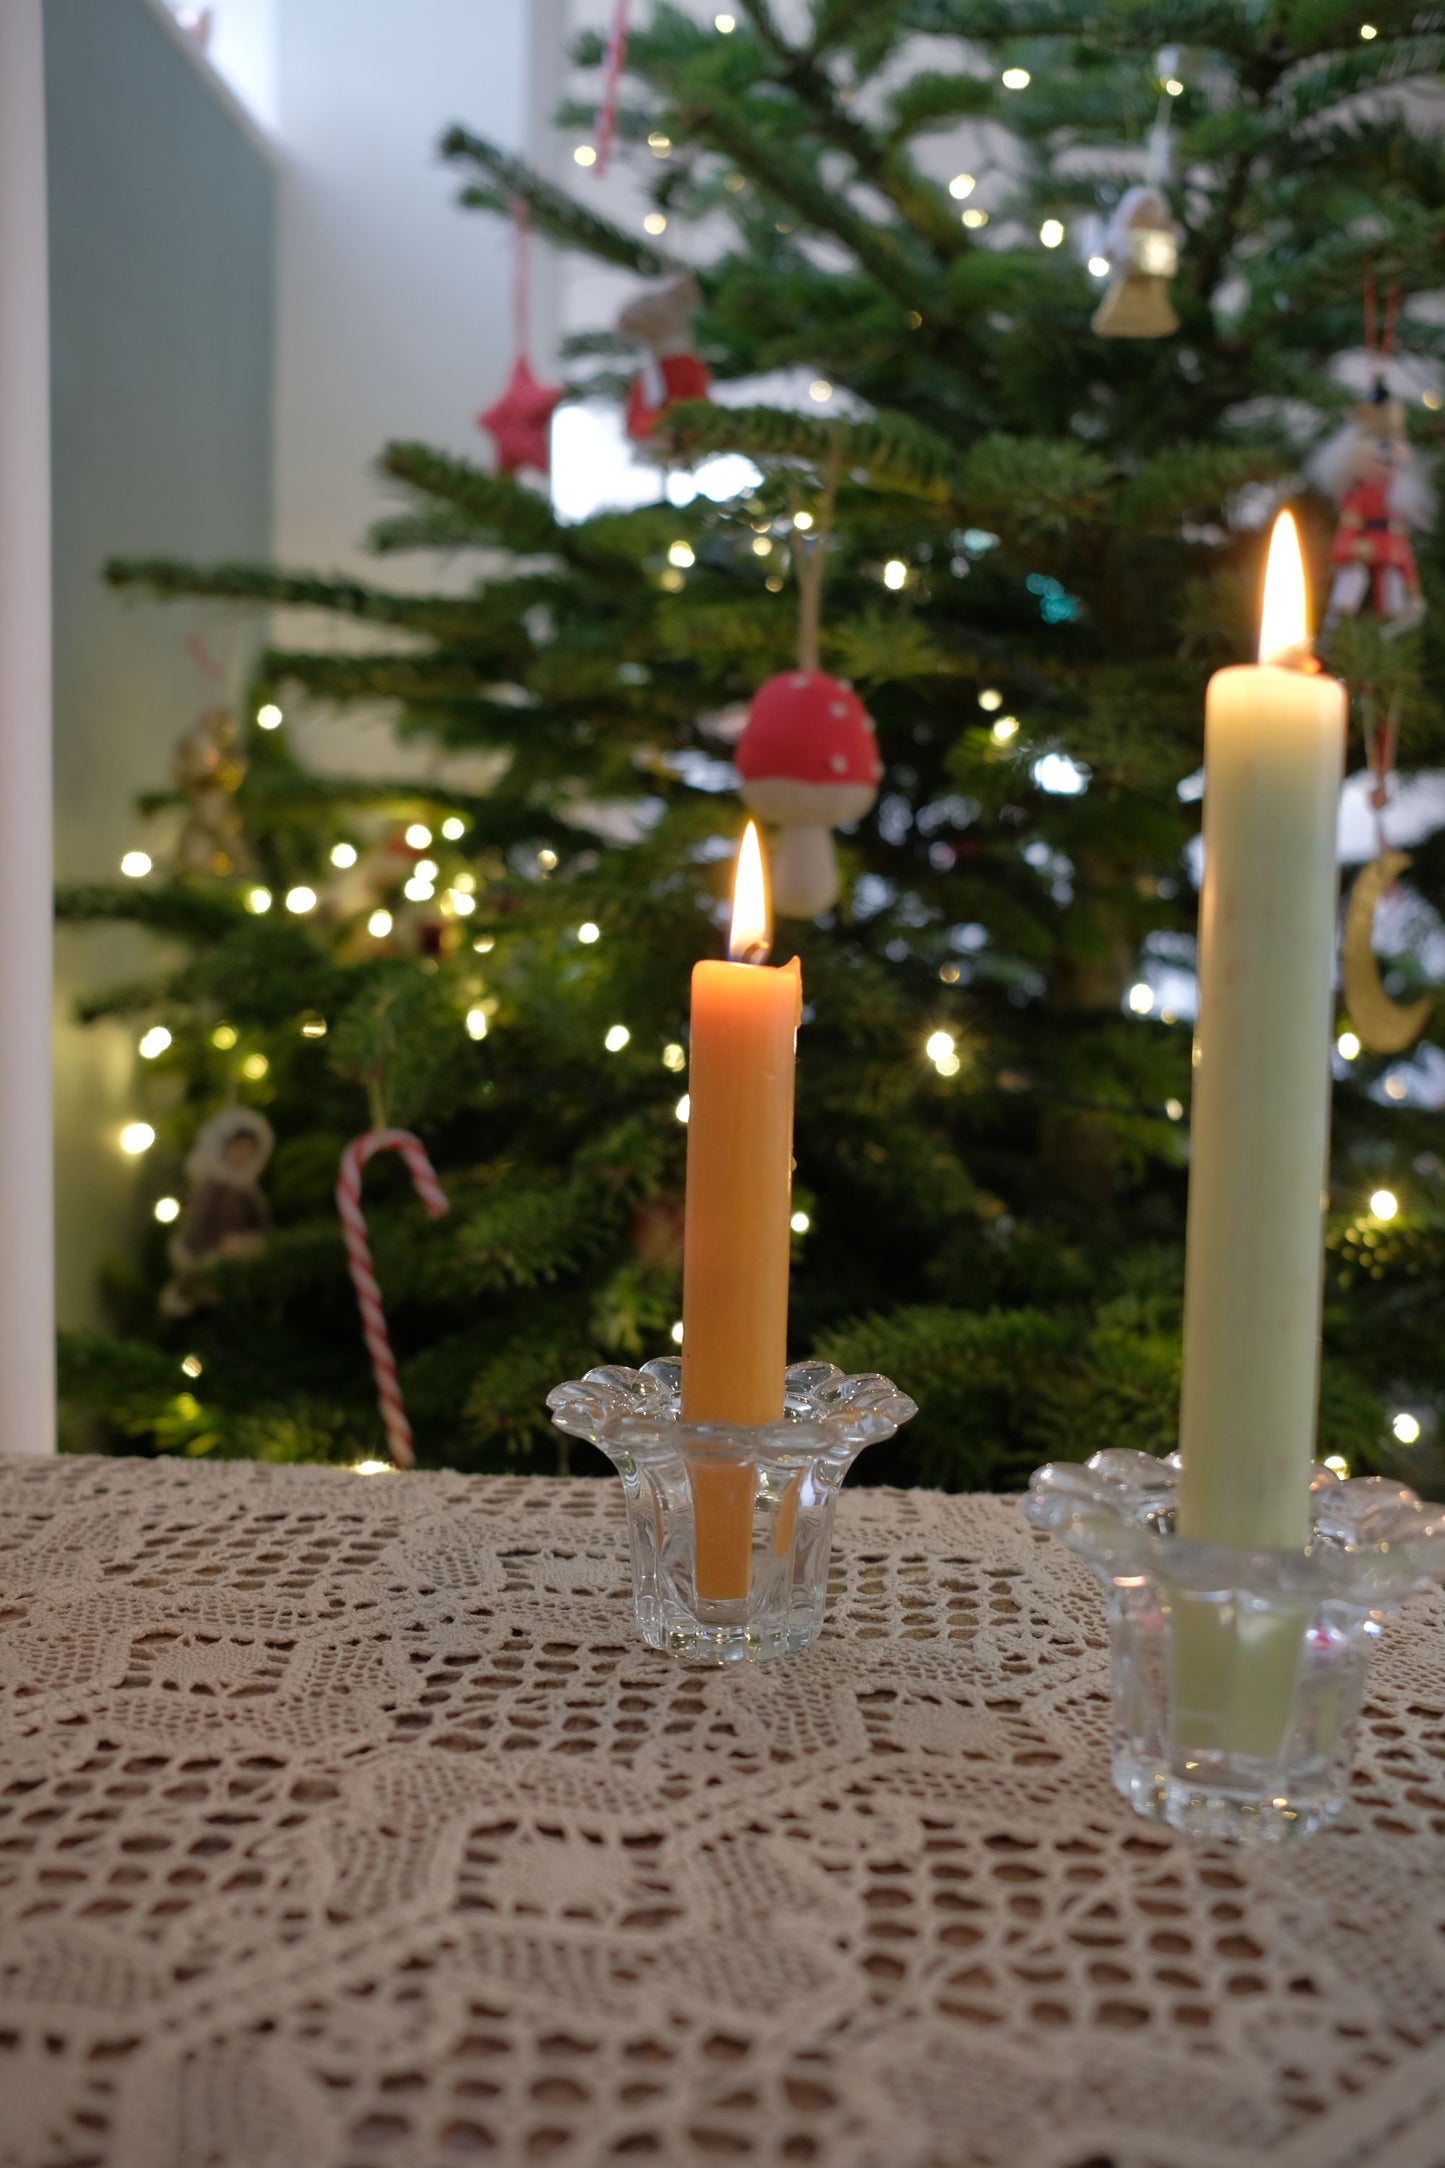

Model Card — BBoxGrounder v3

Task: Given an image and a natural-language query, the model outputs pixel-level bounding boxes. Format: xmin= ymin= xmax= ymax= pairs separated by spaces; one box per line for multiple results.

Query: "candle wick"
xmin=733 ymin=937 xmax=772 ymax=966
xmin=1261 ymin=636 xmax=1317 ymax=674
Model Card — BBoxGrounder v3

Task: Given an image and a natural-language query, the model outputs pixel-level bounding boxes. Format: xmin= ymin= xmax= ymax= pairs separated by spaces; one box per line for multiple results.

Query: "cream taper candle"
xmin=1178 ymin=513 xmax=1347 ymax=1550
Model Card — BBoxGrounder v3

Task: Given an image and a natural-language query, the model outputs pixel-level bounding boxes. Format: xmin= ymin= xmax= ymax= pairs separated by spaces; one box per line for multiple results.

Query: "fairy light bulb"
xmin=883 ymin=559 xmax=908 ymax=590
xmin=668 ymin=541 xmax=695 ymax=567
xmin=368 ymin=909 xmax=392 ymax=938
xmin=465 ymin=1008 xmax=488 ymax=1041
xmin=441 ymin=816 xmax=466 ymax=840
xmin=120 ymin=851 xmax=152 ymax=878
xmin=119 ymin=1122 xmax=155 ymax=1156
xmin=604 ymin=1023 xmax=631 ymax=1053
xmin=1369 ymin=1188 xmax=1398 ymax=1221
xmin=330 ymin=842 xmax=358 ymax=868
xmin=154 ymin=1195 xmax=181 ymax=1224
xmin=1393 ymin=1411 xmax=1421 ymax=1443
xmin=138 ymin=1026 xmax=172 ymax=1059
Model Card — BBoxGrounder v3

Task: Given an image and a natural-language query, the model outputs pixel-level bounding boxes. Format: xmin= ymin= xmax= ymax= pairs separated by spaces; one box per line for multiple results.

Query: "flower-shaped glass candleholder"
xmin=1025 ymin=1450 xmax=1445 ymax=1843
xmin=548 ymin=1359 xmax=917 ymax=1664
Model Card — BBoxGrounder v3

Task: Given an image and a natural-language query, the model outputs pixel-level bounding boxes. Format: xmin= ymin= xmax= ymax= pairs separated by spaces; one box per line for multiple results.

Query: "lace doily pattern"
xmin=2 ymin=1455 xmax=1444 ymax=2168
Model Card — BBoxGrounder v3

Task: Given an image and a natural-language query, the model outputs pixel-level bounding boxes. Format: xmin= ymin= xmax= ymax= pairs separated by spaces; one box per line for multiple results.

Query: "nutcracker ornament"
xmin=160 ymin=1106 xmax=274 ymax=1318
xmin=618 ymin=275 xmax=711 ymax=448
xmin=1091 ymin=186 xmax=1181 ymax=340
xmin=173 ymin=708 xmax=249 ymax=879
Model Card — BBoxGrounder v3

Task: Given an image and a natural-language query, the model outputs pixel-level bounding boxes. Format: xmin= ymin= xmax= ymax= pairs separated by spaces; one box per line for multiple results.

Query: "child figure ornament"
xmin=161 ymin=1107 xmax=274 ymax=1318
xmin=1312 ymin=379 xmax=1432 ymax=639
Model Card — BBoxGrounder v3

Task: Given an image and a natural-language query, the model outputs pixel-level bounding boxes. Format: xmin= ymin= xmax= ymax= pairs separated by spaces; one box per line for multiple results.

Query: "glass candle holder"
xmin=547 ymin=1358 xmax=917 ymax=1664
xmin=1024 ymin=1450 xmax=1445 ymax=1843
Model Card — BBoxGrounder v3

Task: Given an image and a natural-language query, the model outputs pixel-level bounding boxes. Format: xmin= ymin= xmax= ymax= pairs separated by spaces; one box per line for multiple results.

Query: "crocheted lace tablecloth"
xmin=3 ymin=1456 xmax=1445 ymax=2168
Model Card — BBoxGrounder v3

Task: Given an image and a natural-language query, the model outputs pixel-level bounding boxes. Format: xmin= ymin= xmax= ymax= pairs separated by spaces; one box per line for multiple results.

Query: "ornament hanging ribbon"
xmin=594 ymin=0 xmax=631 ymax=177
xmin=336 ymin=1129 xmax=449 ymax=1469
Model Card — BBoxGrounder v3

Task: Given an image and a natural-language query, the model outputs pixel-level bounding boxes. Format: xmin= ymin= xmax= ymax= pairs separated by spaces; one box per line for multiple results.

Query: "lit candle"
xmin=681 ymin=822 xmax=801 ymax=1598
xmin=1178 ymin=513 xmax=1347 ymax=1549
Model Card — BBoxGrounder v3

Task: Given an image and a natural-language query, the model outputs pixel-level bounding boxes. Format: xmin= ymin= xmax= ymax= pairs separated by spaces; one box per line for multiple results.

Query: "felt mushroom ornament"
xmin=736 ymin=672 xmax=882 ymax=917
xmin=731 ymin=436 xmax=882 ymax=918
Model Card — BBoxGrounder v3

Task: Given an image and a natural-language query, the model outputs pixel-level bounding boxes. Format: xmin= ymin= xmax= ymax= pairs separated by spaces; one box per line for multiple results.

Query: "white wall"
xmin=273 ymin=0 xmax=548 ymax=577
xmin=267 ymin=0 xmax=563 ymax=777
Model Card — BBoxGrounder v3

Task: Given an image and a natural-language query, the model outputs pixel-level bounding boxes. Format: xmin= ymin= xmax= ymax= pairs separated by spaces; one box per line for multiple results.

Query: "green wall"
xmin=45 ymin=0 xmax=274 ymax=1325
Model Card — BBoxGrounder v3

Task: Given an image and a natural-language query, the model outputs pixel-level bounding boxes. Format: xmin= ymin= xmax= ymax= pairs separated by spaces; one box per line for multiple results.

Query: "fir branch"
xmin=439 ymin=126 xmax=680 ymax=275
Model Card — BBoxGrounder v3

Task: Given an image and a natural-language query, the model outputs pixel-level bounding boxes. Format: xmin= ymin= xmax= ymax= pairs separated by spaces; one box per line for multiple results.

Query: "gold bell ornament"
xmin=1091 ymin=185 xmax=1181 ymax=340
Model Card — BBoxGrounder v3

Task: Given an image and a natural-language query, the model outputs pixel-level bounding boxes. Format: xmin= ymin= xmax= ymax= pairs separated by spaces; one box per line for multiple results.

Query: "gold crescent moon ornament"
xmin=1340 ymin=848 xmax=1433 ymax=1055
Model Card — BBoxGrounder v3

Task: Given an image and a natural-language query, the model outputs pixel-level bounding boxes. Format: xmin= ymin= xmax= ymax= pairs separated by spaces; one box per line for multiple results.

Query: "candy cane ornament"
xmin=336 ymin=1129 xmax=449 ymax=1469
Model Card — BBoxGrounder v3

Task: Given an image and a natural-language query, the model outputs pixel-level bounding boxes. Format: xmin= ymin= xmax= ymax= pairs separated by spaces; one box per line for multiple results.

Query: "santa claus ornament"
xmin=736 ymin=673 xmax=882 ymax=918
xmin=1312 ymin=381 xmax=1431 ymax=639
xmin=618 ymin=275 xmax=711 ymax=449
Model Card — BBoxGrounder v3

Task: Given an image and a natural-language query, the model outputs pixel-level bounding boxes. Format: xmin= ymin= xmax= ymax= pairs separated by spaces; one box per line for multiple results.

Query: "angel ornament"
xmin=1091 ymin=186 xmax=1181 ymax=340
xmin=161 ymin=1106 xmax=274 ymax=1318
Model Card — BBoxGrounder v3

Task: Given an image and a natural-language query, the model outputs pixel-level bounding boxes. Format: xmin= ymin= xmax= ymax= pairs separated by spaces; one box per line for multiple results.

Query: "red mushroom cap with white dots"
xmin=736 ymin=670 xmax=882 ymax=826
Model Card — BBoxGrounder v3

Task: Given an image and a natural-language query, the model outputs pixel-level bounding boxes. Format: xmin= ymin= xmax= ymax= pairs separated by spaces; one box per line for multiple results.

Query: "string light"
xmin=300 ymin=1017 xmax=328 ymax=1039
xmin=331 ymin=842 xmax=358 ymax=869
xmin=751 ymin=537 xmax=773 ymax=557
xmin=353 ymin=1459 xmax=393 ymax=1476
xmin=991 ymin=715 xmax=1019 ymax=743
xmin=211 ymin=1023 xmax=237 ymax=1050
xmin=1384 ymin=1074 xmax=1407 ymax=1100
xmin=285 ymin=886 xmax=317 ymax=914
xmin=1165 ymin=1098 xmax=1184 ymax=1120
xmin=648 ymin=132 xmax=672 ymax=155
xmin=809 ymin=379 xmax=832 ymax=402
xmin=538 ymin=848 xmax=558 ymax=871
xmin=138 ymin=1026 xmax=172 ymax=1059
xmin=1040 ymin=219 xmax=1065 ymax=248
xmin=448 ymin=890 xmax=476 ymax=916
xmin=604 ymin=1024 xmax=631 ymax=1052
xmin=765 ymin=574 xmax=784 ymax=591
xmin=663 ymin=1043 xmax=686 ymax=1072
xmin=1393 ymin=1411 xmax=1421 ymax=1444
xmin=949 ymin=173 xmax=976 ymax=199
xmin=241 ymin=1053 xmax=268 ymax=1080
xmin=473 ymin=934 xmax=495 ymax=954
xmin=256 ymin=703 xmax=282 ymax=730
xmin=154 ymin=1195 xmax=181 ymax=1224
xmin=714 ymin=11 xmax=736 ymax=29
xmin=441 ymin=815 xmax=466 ymax=840
xmin=643 ymin=212 xmax=668 ymax=235
xmin=962 ymin=208 xmax=988 ymax=229
xmin=978 ymin=689 xmax=1003 ymax=712
xmin=1359 ymin=21 xmax=1377 ymax=35
xmin=793 ymin=510 xmax=814 ymax=531
xmin=661 ymin=568 xmax=685 ymax=591
xmin=181 ymin=1353 xmax=203 ymax=1379
xmin=1323 ymin=1453 xmax=1349 ymax=1476
xmin=926 ymin=1030 xmax=955 ymax=1064
xmin=1424 ymin=390 xmax=1442 ymax=411
xmin=453 ymin=870 xmax=476 ymax=894
xmin=1088 ymin=255 xmax=1111 ymax=277
xmin=671 ymin=1319 xmax=685 ymax=1343
xmin=405 ymin=823 xmax=432 ymax=848
xmin=937 ymin=1053 xmax=961 ymax=1077
xmin=246 ymin=886 xmax=272 ymax=914
xmin=1164 ymin=75 xmax=1184 ymax=93
xmin=675 ymin=1093 xmax=691 ymax=1123
xmin=466 ymin=1007 xmax=489 ymax=1041
xmin=790 ymin=1210 xmax=810 ymax=1234
xmin=120 ymin=851 xmax=152 ymax=878
xmin=368 ymin=909 xmax=392 ymax=938
xmin=1370 ymin=1188 xmax=1398 ymax=1220
xmin=1337 ymin=1031 xmax=1361 ymax=1060
xmin=883 ymin=559 xmax=908 ymax=590
xmin=120 ymin=1122 xmax=155 ymax=1156
xmin=668 ymin=540 xmax=695 ymax=567
xmin=573 ymin=144 xmax=597 ymax=165
xmin=1128 ymin=983 xmax=1155 ymax=1015
xmin=578 ymin=922 xmax=600 ymax=944
xmin=1001 ymin=66 xmax=1031 ymax=88
xmin=404 ymin=875 xmax=434 ymax=902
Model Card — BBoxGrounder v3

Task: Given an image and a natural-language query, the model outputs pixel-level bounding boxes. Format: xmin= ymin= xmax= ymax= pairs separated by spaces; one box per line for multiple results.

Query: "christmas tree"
xmin=62 ymin=1 xmax=1445 ymax=1490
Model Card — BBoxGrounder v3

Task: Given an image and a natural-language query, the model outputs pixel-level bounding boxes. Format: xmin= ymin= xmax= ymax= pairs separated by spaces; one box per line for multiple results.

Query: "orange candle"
xmin=681 ymin=822 xmax=801 ymax=1598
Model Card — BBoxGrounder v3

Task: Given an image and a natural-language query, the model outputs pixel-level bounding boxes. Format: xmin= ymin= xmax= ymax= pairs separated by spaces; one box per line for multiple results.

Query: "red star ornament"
xmin=477 ymin=356 xmax=563 ymax=477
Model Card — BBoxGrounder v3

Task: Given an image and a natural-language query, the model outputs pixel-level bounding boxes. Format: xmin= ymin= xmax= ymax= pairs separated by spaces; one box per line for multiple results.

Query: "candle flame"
xmin=729 ymin=820 xmax=772 ymax=964
xmin=1258 ymin=511 xmax=1310 ymax=665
